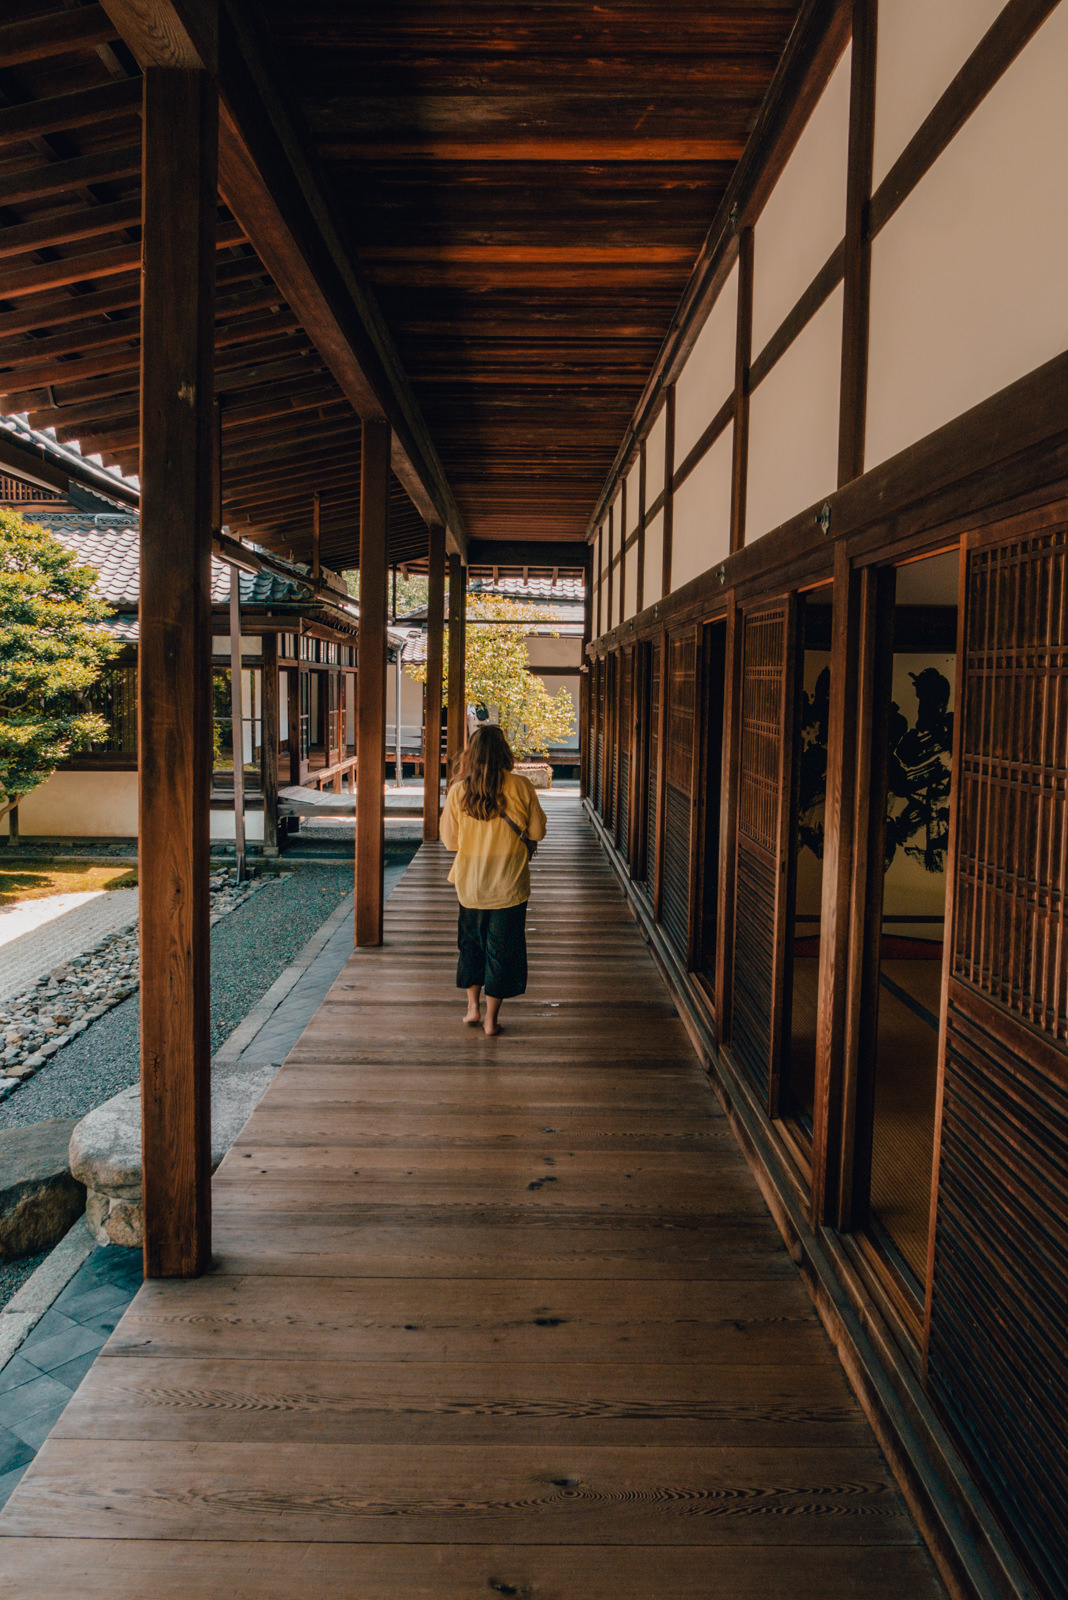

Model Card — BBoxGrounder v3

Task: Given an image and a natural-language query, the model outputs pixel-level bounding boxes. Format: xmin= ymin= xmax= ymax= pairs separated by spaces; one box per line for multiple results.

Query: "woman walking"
xmin=440 ymin=725 xmax=547 ymax=1037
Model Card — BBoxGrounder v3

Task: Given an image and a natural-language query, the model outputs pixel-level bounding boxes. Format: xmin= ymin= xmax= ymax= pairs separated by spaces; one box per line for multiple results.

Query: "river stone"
xmin=0 ymin=1117 xmax=85 ymax=1259
xmin=70 ymin=1062 xmax=280 ymax=1247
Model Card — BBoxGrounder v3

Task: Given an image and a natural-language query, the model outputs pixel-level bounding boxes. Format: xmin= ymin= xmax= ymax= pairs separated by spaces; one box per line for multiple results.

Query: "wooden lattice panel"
xmin=644 ymin=641 xmax=661 ymax=897
xmin=929 ymin=524 xmax=1068 ymax=1599
xmin=661 ymin=631 xmax=696 ymax=959
xmin=738 ymin=609 xmax=788 ymax=855
xmin=952 ymin=528 xmax=1068 ymax=1042
xmin=619 ymin=649 xmax=633 ymax=855
xmin=730 ymin=603 xmax=792 ymax=1105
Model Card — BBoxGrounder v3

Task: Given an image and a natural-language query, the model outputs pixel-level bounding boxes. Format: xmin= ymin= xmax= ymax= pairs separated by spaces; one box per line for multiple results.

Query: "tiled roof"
xmin=28 ymin=512 xmax=314 ymax=608
xmin=468 ymin=576 xmax=585 ymax=603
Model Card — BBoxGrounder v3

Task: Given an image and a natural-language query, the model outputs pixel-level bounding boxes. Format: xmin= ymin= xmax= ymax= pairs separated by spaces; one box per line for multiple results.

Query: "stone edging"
xmin=0 ymin=870 xmax=279 ymax=1102
xmin=0 ymin=1215 xmax=95 ymax=1372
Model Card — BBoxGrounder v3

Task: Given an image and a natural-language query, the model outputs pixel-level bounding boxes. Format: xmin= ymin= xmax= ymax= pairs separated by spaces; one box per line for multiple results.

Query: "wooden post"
xmin=228 ymin=566 xmax=246 ymax=882
xmin=423 ymin=522 xmax=445 ymax=840
xmin=355 ymin=417 xmax=390 ymax=947
xmin=837 ymin=0 xmax=877 ymax=487
xmin=287 ymin=665 xmax=301 ymax=785
xmin=661 ymin=388 xmax=675 ymax=596
xmin=261 ymin=632 xmax=279 ymax=855
xmin=580 ymin=545 xmax=593 ymax=798
xmin=446 ymin=551 xmax=466 ymax=776
xmin=730 ymin=228 xmax=754 ymax=553
xmin=138 ymin=63 xmax=217 ymax=1280
xmin=311 ymin=490 xmax=321 ymax=586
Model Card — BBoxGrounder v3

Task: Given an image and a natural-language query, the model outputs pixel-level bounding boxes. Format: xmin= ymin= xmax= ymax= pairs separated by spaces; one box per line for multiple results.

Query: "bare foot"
xmin=463 ymin=1005 xmax=481 ymax=1026
xmin=483 ymin=1020 xmax=502 ymax=1037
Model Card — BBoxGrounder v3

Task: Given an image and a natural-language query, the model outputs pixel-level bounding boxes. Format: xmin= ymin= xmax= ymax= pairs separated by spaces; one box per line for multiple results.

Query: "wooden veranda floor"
xmin=0 ymin=800 xmax=945 ymax=1597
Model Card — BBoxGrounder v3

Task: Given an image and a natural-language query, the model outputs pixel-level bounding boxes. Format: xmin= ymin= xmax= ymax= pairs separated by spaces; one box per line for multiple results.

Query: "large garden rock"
xmin=70 ymin=1062 xmax=278 ymax=1247
xmin=0 ymin=1117 xmax=85 ymax=1258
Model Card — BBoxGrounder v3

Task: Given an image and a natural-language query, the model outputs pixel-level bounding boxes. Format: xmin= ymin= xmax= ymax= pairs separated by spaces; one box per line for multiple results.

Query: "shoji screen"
xmin=928 ymin=519 xmax=1068 ymax=1600
xmin=660 ymin=629 xmax=697 ymax=961
xmin=729 ymin=601 xmax=796 ymax=1108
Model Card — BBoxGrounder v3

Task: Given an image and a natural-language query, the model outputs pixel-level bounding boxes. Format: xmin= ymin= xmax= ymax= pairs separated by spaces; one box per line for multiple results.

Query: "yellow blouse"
xmin=440 ymin=771 xmax=548 ymax=910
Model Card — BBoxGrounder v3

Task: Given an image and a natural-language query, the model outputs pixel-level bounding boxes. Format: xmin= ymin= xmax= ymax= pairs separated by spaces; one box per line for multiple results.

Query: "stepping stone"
xmin=70 ymin=1063 xmax=278 ymax=1248
xmin=0 ymin=1119 xmax=84 ymax=1260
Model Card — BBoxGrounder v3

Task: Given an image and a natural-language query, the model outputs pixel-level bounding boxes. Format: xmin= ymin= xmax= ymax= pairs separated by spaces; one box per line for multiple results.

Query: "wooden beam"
xmin=0 ymin=198 xmax=143 ymax=263
xmin=311 ymin=490 xmax=321 ymax=585
xmin=354 ymin=417 xmax=390 ymax=947
xmin=583 ymin=0 xmax=852 ymax=544
xmin=0 ymin=5 xmax=118 ymax=68
xmin=839 ymin=0 xmax=877 ymax=486
xmin=636 ymin=440 xmax=647 ymax=615
xmin=662 ymin=387 xmax=675 ymax=594
xmin=138 ymin=60 xmax=217 ymax=1281
xmin=867 ymin=0 xmax=1060 ymax=241
xmin=99 ymin=0 xmax=218 ymax=71
xmin=423 ymin=522 xmax=446 ymax=842
xmin=0 ymin=142 xmax=142 ymax=208
xmin=465 ymin=539 xmax=588 ymax=570
xmin=228 ymin=566 xmax=247 ymax=880
xmin=208 ymin=2 xmax=466 ymax=555
xmin=446 ymin=552 xmax=467 ymax=775
xmin=0 ymin=78 xmax=141 ymax=148
xmin=729 ymin=227 xmax=754 ymax=553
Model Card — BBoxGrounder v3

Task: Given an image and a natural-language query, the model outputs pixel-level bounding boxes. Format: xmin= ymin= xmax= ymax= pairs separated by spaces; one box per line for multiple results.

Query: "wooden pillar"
xmin=661 ymin=388 xmax=675 ymax=596
xmin=287 ymin=665 xmax=301 ymax=785
xmin=311 ymin=490 xmax=321 ymax=585
xmin=580 ymin=545 xmax=593 ymax=799
xmin=228 ymin=567 xmax=246 ymax=881
xmin=423 ymin=522 xmax=445 ymax=840
xmin=355 ymin=417 xmax=390 ymax=947
xmin=261 ymin=632 xmax=279 ymax=855
xmin=138 ymin=63 xmax=217 ymax=1280
xmin=446 ymin=551 xmax=467 ymax=776
xmin=837 ymin=0 xmax=877 ymax=487
xmin=729 ymin=228 xmax=754 ymax=553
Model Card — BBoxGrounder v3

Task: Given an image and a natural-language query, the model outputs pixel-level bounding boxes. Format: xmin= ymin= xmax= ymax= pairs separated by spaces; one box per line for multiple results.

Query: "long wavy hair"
xmin=457 ymin=724 xmax=514 ymax=820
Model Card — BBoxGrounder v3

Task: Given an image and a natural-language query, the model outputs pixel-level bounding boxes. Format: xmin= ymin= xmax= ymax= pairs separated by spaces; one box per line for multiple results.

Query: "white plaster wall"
xmin=3 ymin=770 xmax=138 ymax=837
xmin=872 ymin=0 xmax=1008 ymax=188
xmin=527 ymin=636 xmax=582 ymax=668
xmin=212 ymin=635 xmax=262 ymax=657
xmin=644 ymin=509 xmax=664 ymax=607
xmin=752 ymin=45 xmax=851 ymax=356
xmin=746 ymin=285 xmax=843 ymax=543
xmin=211 ymin=808 xmax=265 ymax=842
xmin=387 ymin=668 xmax=424 ymax=743
xmin=646 ymin=405 xmax=667 ymax=505
xmin=865 ymin=5 xmax=1068 ymax=472
xmin=624 ymin=539 xmax=640 ymax=621
xmin=545 ymin=673 xmax=580 ymax=749
xmin=674 ymin=263 xmax=739 ymax=462
xmin=670 ymin=424 xmax=734 ymax=590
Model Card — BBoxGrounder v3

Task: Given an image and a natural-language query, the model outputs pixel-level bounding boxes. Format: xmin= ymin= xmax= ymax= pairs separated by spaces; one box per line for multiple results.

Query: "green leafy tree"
xmin=407 ymin=594 xmax=575 ymax=759
xmin=0 ymin=509 xmax=119 ymax=822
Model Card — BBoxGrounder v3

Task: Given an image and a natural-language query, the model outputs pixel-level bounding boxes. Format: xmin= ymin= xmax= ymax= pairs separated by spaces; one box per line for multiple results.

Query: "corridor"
xmin=0 ymin=800 xmax=944 ymax=1597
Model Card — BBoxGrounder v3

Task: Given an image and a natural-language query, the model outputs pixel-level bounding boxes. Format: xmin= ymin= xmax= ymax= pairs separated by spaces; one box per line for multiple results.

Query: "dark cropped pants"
xmin=456 ymin=901 xmax=528 ymax=999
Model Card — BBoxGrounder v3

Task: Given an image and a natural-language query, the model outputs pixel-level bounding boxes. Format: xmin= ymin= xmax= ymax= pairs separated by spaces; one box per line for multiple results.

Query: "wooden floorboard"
xmin=0 ymin=801 xmax=946 ymax=1597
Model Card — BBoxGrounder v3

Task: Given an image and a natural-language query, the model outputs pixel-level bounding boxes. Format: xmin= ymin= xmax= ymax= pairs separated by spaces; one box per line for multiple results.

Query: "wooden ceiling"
xmin=0 ymin=1 xmax=801 ymax=570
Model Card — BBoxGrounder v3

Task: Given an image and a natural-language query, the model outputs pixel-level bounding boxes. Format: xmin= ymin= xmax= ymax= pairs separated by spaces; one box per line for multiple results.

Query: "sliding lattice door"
xmin=642 ymin=640 xmax=661 ymax=899
xmin=729 ymin=601 xmax=796 ymax=1110
xmin=660 ymin=630 xmax=696 ymax=962
xmin=618 ymin=648 xmax=633 ymax=859
xmin=927 ymin=521 xmax=1068 ymax=1600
